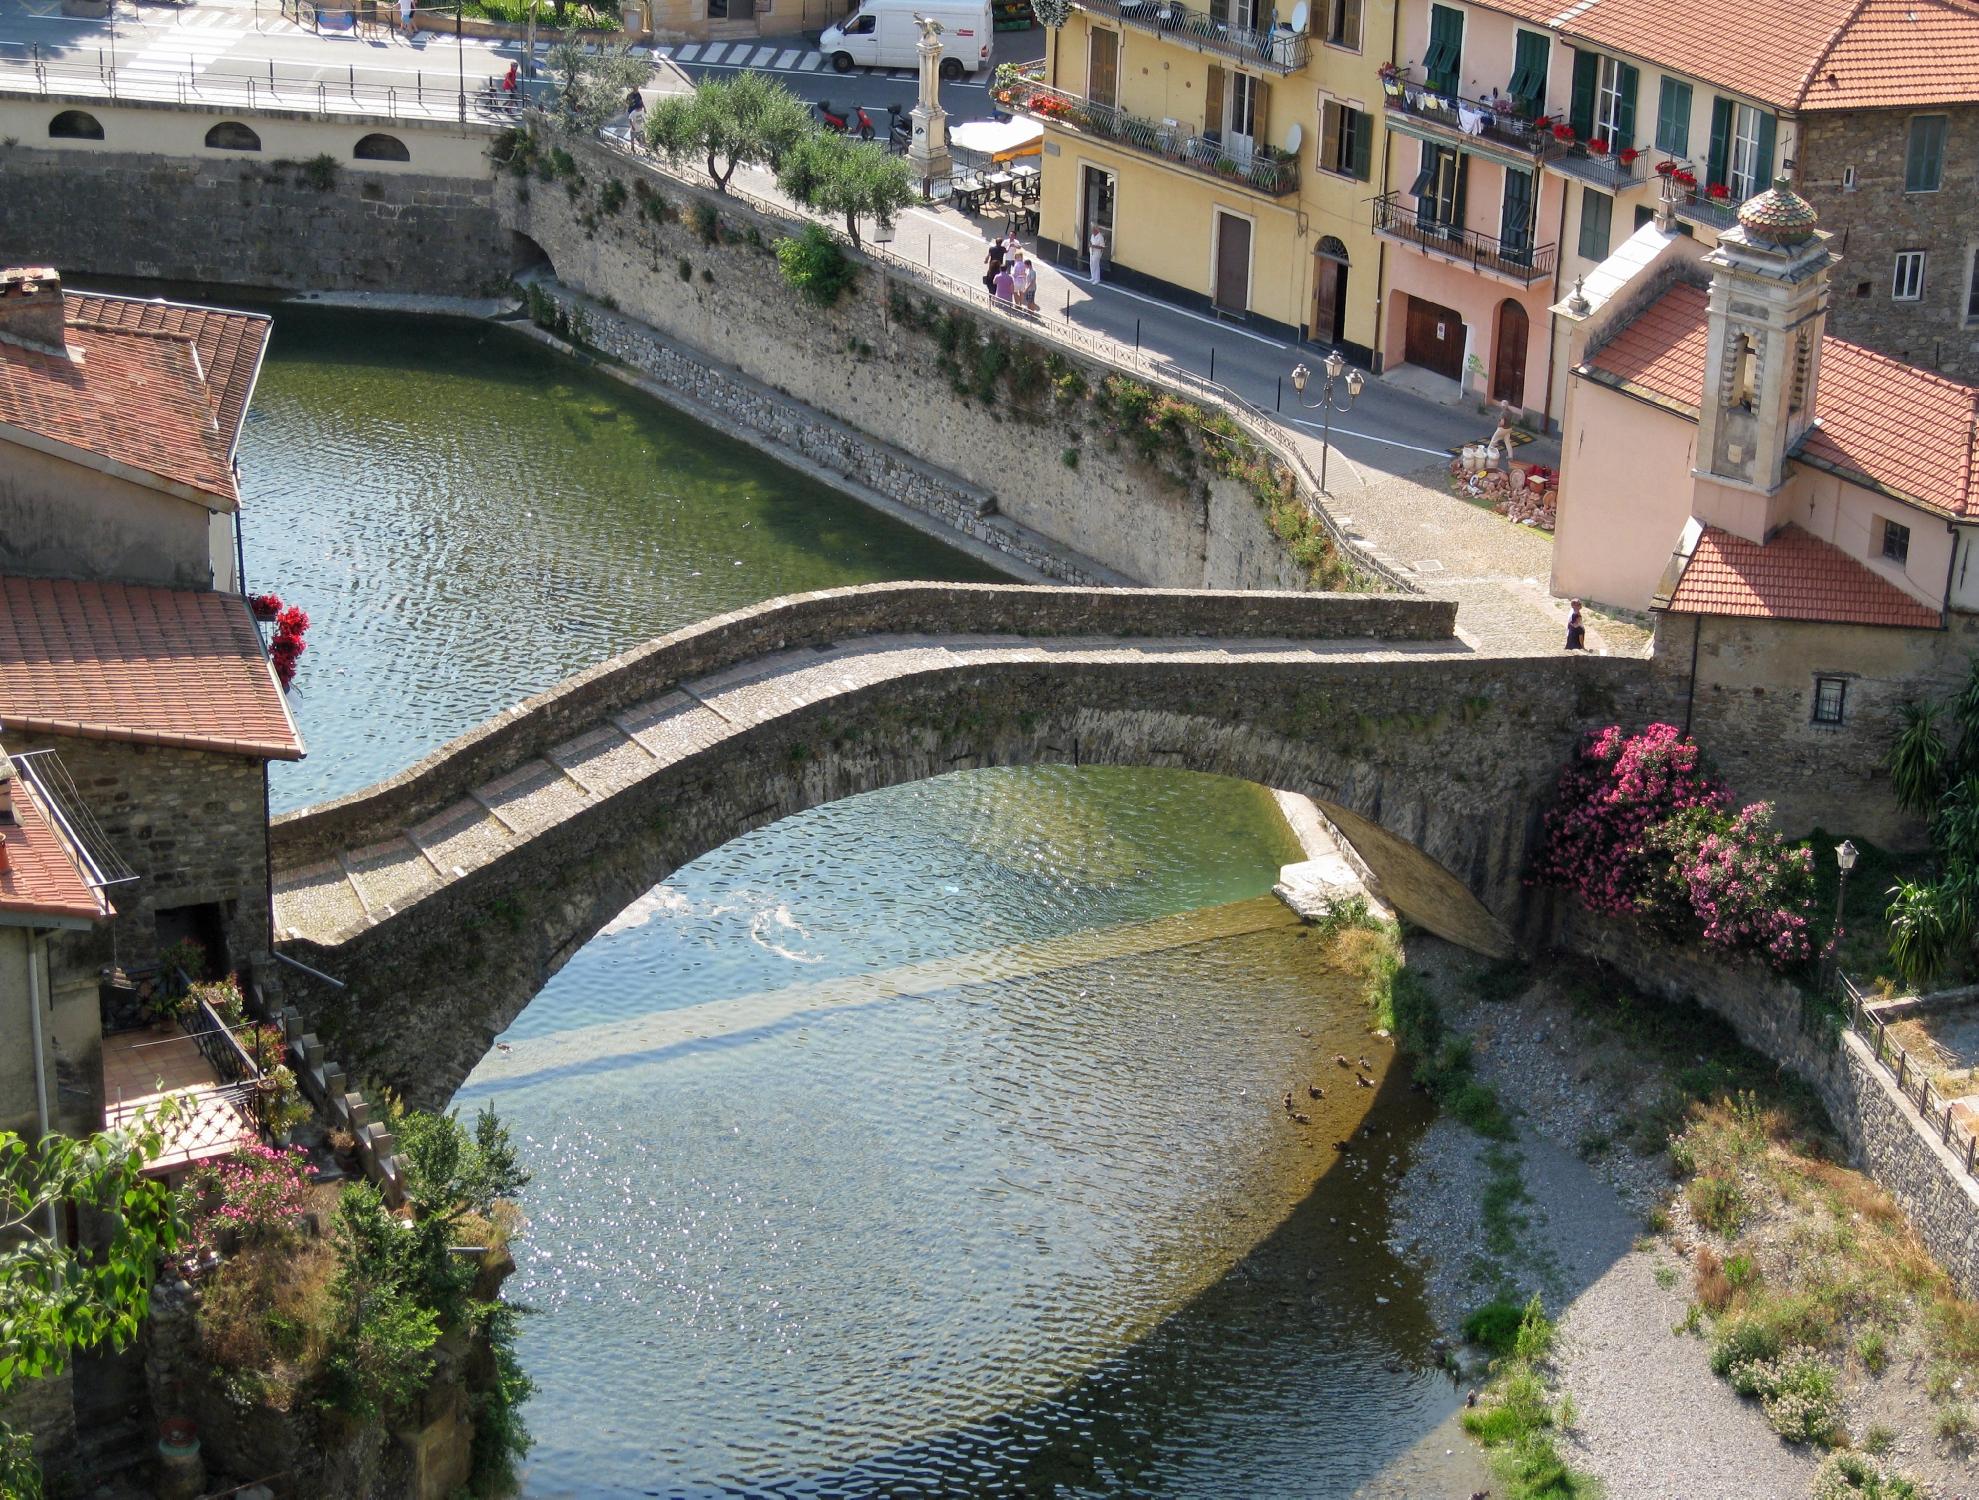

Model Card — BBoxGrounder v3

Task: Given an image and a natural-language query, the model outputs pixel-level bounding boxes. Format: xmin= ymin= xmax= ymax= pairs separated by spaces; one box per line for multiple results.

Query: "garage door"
xmin=1404 ymin=296 xmax=1465 ymax=383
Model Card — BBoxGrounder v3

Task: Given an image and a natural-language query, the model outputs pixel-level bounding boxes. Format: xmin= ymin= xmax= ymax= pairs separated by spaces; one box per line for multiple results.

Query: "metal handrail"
xmin=1372 ymin=191 xmax=1556 ymax=283
xmin=1839 ymin=974 xmax=1979 ymax=1178
xmin=1076 ymin=0 xmax=1309 ymax=72
xmin=1380 ymin=72 xmax=1558 ymax=161
xmin=270 ymin=949 xmax=348 ymax=990
xmin=1551 ymin=140 xmax=1647 ymax=190
xmin=1006 ymin=77 xmax=1299 ymax=196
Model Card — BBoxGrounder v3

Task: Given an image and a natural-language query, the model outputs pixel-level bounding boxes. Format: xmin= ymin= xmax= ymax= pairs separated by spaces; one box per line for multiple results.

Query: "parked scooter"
xmin=815 ymin=99 xmax=877 ymax=140
xmin=886 ymin=102 xmax=914 ymax=150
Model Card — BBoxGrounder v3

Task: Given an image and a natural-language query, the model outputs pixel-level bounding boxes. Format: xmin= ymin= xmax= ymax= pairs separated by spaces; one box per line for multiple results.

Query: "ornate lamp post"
xmin=1828 ymin=838 xmax=1859 ymax=997
xmin=1289 ymin=350 xmax=1365 ymax=494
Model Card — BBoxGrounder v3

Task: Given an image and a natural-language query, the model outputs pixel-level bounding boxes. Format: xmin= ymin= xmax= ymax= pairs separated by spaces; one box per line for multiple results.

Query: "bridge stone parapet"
xmin=271 ymin=583 xmax=1456 ymax=868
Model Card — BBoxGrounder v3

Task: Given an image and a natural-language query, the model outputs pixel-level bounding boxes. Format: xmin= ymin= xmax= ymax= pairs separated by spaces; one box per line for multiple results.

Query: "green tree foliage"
xmin=774 ymin=131 xmax=915 ymax=248
xmin=0 ymin=1110 xmax=180 ymax=1499
xmin=643 ymin=72 xmax=811 ymax=191
xmin=776 ymin=224 xmax=859 ymax=307
xmin=543 ymin=40 xmax=651 ymax=134
xmin=1884 ymin=659 xmax=1979 ymax=984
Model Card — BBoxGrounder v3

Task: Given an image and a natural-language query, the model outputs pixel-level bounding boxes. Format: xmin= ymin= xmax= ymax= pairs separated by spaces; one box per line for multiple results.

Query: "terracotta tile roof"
xmin=1583 ymin=281 xmax=1979 ymax=516
xmin=0 ymin=755 xmax=109 ymax=923
xmin=1462 ymin=0 xmax=1979 ymax=113
xmin=1665 ymin=524 xmax=1942 ymax=627
xmin=0 ymin=576 xmax=303 ymax=760
xmin=0 ymin=319 xmax=238 ymax=507
xmin=65 ymin=292 xmax=270 ymax=453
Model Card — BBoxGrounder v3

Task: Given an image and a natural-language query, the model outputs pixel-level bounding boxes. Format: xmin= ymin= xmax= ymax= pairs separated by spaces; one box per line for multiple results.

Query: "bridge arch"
xmin=269 ymin=585 xmax=1647 ymax=1106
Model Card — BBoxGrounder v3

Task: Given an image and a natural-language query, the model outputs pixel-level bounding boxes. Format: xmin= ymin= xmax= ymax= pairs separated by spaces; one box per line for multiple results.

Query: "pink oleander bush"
xmin=1534 ymin=724 xmax=1813 ymax=969
xmin=186 ymin=1142 xmax=312 ymax=1260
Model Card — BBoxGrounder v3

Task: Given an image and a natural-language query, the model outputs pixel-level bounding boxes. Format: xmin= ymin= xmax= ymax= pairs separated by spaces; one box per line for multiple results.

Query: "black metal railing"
xmin=1840 ymin=974 xmax=1979 ymax=1179
xmin=1551 ymin=140 xmax=1647 ymax=190
xmin=1008 ymin=78 xmax=1300 ymax=196
xmin=173 ymin=978 xmax=274 ymax=1138
xmin=1379 ymin=72 xmax=1557 ymax=160
xmin=1076 ymin=0 xmax=1309 ymax=72
xmin=1372 ymin=192 xmax=1555 ymax=283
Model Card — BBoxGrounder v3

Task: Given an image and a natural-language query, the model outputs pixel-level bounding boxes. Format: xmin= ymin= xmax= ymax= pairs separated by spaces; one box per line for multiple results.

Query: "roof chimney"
xmin=0 ymin=267 xmax=68 ymax=354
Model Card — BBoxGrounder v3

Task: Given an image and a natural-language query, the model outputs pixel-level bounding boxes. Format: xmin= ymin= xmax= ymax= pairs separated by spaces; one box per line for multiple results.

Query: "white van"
xmin=820 ymin=0 xmax=992 ymax=79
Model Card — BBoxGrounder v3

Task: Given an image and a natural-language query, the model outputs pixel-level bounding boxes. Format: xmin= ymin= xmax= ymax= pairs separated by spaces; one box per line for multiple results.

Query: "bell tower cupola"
xmin=1694 ymin=177 xmax=1834 ymax=498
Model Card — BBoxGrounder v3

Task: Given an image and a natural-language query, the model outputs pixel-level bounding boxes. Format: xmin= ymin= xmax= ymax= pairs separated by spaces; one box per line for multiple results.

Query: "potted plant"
xmin=1618 ymin=147 xmax=1639 ymax=168
xmin=259 ymin=1065 xmax=313 ymax=1145
xmin=1551 ymin=122 xmax=1575 ymax=143
xmin=1587 ymin=135 xmax=1610 ymax=155
xmin=325 ymin=1126 xmax=361 ymax=1173
xmin=248 ymin=592 xmax=283 ymax=623
xmin=1673 ymin=168 xmax=1697 ymax=189
xmin=1706 ymin=180 xmax=1730 ymax=200
xmin=1654 ymin=158 xmax=1677 ymax=176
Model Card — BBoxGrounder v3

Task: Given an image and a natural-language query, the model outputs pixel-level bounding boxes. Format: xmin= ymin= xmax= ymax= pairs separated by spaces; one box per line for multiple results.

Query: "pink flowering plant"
xmin=181 ymin=1142 xmax=312 ymax=1266
xmin=1534 ymin=724 xmax=1813 ymax=969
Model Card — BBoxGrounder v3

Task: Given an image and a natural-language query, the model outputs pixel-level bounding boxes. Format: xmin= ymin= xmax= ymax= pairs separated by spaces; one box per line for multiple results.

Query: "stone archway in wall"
xmin=279 ymin=654 xmax=1612 ymax=1110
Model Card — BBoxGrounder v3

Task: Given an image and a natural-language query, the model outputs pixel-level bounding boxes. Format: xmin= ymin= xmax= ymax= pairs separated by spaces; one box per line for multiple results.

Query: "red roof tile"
xmin=1665 ymin=524 xmax=1942 ymax=627
xmin=65 ymin=292 xmax=270 ymax=455
xmin=0 ymin=756 xmax=109 ymax=923
xmin=1463 ymin=0 xmax=1979 ymax=113
xmin=1583 ymin=282 xmax=1979 ymax=516
xmin=0 ymin=320 xmax=238 ymax=506
xmin=0 ymin=576 xmax=303 ymax=760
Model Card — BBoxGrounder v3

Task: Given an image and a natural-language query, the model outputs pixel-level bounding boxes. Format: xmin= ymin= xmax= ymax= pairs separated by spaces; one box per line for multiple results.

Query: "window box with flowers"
xmin=1588 ymin=135 xmax=1610 ymax=155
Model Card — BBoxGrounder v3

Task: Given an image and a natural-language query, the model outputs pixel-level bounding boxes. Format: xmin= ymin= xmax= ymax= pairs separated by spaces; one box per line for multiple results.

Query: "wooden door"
xmin=1491 ymin=299 xmax=1528 ymax=406
xmin=1214 ymin=213 xmax=1252 ymax=312
xmin=1404 ymin=295 xmax=1464 ymax=381
xmin=1087 ymin=27 xmax=1118 ymax=109
xmin=1312 ymin=254 xmax=1347 ymax=344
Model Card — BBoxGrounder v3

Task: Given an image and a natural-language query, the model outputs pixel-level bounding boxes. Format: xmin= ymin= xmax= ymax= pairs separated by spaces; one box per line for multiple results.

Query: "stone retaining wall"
xmin=270 ymin=582 xmax=1459 ymax=867
xmin=521 ymin=286 xmax=1115 ymax=584
xmin=1558 ymin=907 xmax=1979 ymax=1295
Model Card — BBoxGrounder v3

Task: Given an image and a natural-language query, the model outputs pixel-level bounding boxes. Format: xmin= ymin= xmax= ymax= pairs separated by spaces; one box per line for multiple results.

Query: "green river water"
xmin=232 ymin=305 xmax=1478 ymax=1497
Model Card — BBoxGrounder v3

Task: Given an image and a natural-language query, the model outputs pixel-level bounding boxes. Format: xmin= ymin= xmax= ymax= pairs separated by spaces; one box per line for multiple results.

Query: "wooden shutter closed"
xmin=1205 ymin=65 xmax=1226 ymax=139
xmin=1754 ymin=111 xmax=1777 ymax=188
xmin=1614 ymin=62 xmax=1638 ymax=151
xmin=1569 ymin=50 xmax=1597 ymax=138
xmin=1707 ymin=95 xmax=1732 ymax=186
xmin=1351 ymin=106 xmax=1372 ymax=178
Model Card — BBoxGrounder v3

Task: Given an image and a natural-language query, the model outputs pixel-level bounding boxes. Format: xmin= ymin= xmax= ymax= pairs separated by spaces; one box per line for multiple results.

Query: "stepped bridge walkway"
xmin=268 ymin=584 xmax=1650 ymax=1106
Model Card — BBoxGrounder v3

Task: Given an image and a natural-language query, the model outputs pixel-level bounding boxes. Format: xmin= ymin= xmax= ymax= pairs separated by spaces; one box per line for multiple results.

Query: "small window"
xmin=1892 ymin=249 xmax=1926 ymax=301
xmin=1323 ymin=0 xmax=1361 ymax=49
xmin=1841 ymin=164 xmax=1857 ymax=192
xmin=354 ymin=132 xmax=410 ymax=162
xmin=1318 ymin=100 xmax=1370 ymax=179
xmin=1578 ymin=186 xmax=1612 ymax=262
xmin=1905 ymin=114 xmax=1947 ymax=193
xmin=204 ymin=120 xmax=262 ymax=152
xmin=1812 ymin=677 xmax=1847 ymax=725
xmin=48 ymin=109 xmax=104 ymax=140
xmin=1966 ymin=246 xmax=1979 ymax=324
xmin=1882 ymin=518 xmax=1911 ymax=564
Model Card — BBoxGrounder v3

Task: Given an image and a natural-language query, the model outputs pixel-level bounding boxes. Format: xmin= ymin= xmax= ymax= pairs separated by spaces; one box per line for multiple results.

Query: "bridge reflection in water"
xmin=450 ymin=768 xmax=1490 ymax=1497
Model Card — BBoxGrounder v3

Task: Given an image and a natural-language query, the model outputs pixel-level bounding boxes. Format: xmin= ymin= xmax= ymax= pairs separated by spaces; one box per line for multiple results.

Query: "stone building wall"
xmin=0 ymin=103 xmax=509 ymax=295
xmin=1800 ymin=107 xmax=1979 ymax=384
xmin=1649 ymin=607 xmax=1979 ymax=849
xmin=1559 ymin=908 xmax=1979 ymax=1297
xmin=497 ymin=142 xmax=1331 ymax=594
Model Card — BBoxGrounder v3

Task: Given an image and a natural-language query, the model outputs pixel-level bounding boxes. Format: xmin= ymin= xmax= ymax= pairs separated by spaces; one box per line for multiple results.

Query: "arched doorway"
xmin=1491 ymin=299 xmax=1529 ymax=407
xmin=1312 ymin=237 xmax=1350 ymax=346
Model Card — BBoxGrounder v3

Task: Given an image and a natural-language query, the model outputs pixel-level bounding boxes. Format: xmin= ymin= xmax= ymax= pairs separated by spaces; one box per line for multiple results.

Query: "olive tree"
xmin=775 ymin=131 xmax=916 ymax=248
xmin=643 ymin=71 xmax=812 ymax=191
xmin=542 ymin=39 xmax=652 ymax=134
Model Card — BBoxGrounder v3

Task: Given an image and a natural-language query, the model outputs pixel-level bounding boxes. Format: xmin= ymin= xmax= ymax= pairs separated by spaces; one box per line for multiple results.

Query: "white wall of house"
xmin=0 ymin=440 xmax=229 ymax=590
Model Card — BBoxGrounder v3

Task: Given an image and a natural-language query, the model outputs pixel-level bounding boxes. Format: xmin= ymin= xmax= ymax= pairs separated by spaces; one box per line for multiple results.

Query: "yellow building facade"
xmin=1032 ymin=0 xmax=1395 ymax=361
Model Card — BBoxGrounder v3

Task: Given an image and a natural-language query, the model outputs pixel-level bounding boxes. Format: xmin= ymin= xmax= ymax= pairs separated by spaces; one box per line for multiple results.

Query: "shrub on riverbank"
xmin=1532 ymin=725 xmax=1813 ymax=970
xmin=1460 ymin=1297 xmax=1597 ymax=1500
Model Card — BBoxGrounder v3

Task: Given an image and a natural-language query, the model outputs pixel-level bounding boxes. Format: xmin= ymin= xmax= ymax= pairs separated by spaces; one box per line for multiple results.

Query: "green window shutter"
xmin=1425 ymin=4 xmax=1463 ymax=93
xmin=1453 ymin=151 xmax=1468 ymax=228
xmin=1754 ymin=111 xmax=1777 ymax=187
xmin=1569 ymin=50 xmax=1597 ymax=138
xmin=1510 ymin=31 xmax=1548 ymax=116
xmin=1613 ymin=62 xmax=1638 ymax=151
xmin=1707 ymin=95 xmax=1732 ymax=186
xmin=1656 ymin=78 xmax=1691 ymax=157
xmin=1578 ymin=186 xmax=1612 ymax=261
xmin=1500 ymin=166 xmax=1533 ymax=251
xmin=1351 ymin=106 xmax=1373 ymax=179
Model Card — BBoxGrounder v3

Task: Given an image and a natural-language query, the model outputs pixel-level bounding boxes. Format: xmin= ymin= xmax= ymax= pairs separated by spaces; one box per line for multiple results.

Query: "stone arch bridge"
xmin=268 ymin=584 xmax=1649 ymax=1106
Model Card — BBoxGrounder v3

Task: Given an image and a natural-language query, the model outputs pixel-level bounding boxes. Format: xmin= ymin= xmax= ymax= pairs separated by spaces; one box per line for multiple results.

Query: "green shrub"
xmin=677 ymin=257 xmax=693 ymax=281
xmin=1854 ymin=1327 xmax=1889 ymax=1374
xmin=301 ymin=153 xmax=339 ymax=191
xmin=692 ymin=200 xmax=720 ymax=242
xmin=1728 ymin=1349 xmax=1842 ymax=1444
xmin=1813 ymin=1452 xmax=1923 ymax=1500
xmin=598 ymin=177 xmax=627 ymax=214
xmin=1462 ymin=1299 xmax=1526 ymax=1356
xmin=775 ymin=224 xmax=857 ymax=308
xmin=1060 ymin=446 xmax=1079 ymax=469
xmin=1710 ymin=1314 xmax=1782 ymax=1377
xmin=1687 ymin=1174 xmax=1746 ymax=1233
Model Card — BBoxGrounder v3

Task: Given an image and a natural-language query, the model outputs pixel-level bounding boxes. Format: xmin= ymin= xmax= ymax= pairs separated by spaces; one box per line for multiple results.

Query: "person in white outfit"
xmin=399 ymin=0 xmax=413 ymax=30
xmin=1088 ymin=225 xmax=1106 ymax=283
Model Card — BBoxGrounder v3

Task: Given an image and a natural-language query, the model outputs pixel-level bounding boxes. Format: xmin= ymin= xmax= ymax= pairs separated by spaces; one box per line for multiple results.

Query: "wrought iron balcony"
xmin=1550 ymin=139 xmax=1648 ymax=191
xmin=1379 ymin=72 xmax=1557 ymax=160
xmin=1075 ymin=0 xmax=1310 ymax=74
xmin=1372 ymin=191 xmax=1556 ymax=285
xmin=1009 ymin=79 xmax=1301 ymax=196
xmin=1666 ymin=173 xmax=1739 ymax=229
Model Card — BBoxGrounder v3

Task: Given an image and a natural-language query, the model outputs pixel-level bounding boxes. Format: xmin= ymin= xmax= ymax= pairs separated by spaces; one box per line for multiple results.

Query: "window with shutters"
xmin=1578 ymin=186 xmax=1612 ymax=261
xmin=1905 ymin=115 xmax=1947 ymax=193
xmin=1508 ymin=31 xmax=1548 ymax=117
xmin=1500 ymin=167 xmax=1534 ymax=263
xmin=1319 ymin=100 xmax=1371 ymax=179
xmin=1423 ymin=4 xmax=1463 ymax=96
xmin=1892 ymin=249 xmax=1926 ymax=301
xmin=1411 ymin=141 xmax=1463 ymax=230
xmin=1595 ymin=57 xmax=1627 ymax=144
xmin=1729 ymin=103 xmax=1768 ymax=199
xmin=1655 ymin=77 xmax=1691 ymax=157
xmin=1323 ymin=0 xmax=1361 ymax=49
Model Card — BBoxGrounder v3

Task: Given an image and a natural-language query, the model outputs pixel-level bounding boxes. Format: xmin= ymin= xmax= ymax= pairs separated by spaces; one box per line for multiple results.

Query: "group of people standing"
xmin=984 ymin=233 xmax=1038 ymax=311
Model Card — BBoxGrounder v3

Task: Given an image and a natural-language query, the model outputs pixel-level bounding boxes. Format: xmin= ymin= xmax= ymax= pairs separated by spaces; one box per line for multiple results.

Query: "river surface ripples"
xmin=232 ymin=305 xmax=1471 ymax=1497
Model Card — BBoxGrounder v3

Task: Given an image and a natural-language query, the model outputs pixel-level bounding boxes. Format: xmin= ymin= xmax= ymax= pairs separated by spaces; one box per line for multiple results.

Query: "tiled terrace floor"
xmin=101 ymin=1025 xmax=256 ymax=1173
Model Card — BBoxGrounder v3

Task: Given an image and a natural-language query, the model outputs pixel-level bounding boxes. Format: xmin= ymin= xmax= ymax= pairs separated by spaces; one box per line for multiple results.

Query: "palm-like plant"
xmin=1886 ymin=877 xmax=1970 ymax=988
xmin=1888 ymin=701 xmax=1950 ymax=816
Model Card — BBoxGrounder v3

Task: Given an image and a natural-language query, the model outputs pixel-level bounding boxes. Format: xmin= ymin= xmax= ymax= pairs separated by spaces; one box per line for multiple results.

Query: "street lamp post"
xmin=1289 ymin=350 xmax=1365 ymax=494
xmin=1828 ymin=838 xmax=1859 ymax=998
xmin=455 ymin=2 xmax=466 ymax=123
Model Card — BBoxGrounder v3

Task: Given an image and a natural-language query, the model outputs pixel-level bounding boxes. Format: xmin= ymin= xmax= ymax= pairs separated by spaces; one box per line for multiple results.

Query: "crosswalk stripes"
xmin=650 ymin=41 xmax=971 ymax=79
xmin=772 ymin=47 xmax=797 ymax=65
xmin=118 ymin=30 xmax=234 ymax=76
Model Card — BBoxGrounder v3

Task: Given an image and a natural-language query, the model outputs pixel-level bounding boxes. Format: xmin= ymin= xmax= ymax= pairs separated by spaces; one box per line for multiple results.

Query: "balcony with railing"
xmin=1008 ymin=78 xmax=1301 ymax=196
xmin=1075 ymin=0 xmax=1309 ymax=74
xmin=1372 ymin=192 xmax=1556 ymax=285
xmin=1379 ymin=71 xmax=1558 ymax=161
xmin=1662 ymin=166 xmax=1740 ymax=230
xmin=1550 ymin=137 xmax=1649 ymax=191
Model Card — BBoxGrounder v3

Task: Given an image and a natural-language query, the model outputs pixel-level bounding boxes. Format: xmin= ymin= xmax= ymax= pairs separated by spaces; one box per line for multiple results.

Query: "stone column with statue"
xmin=908 ymin=14 xmax=953 ymax=189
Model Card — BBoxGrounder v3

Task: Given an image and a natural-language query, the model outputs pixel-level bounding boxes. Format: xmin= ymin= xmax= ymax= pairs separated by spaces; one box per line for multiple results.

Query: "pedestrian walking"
xmin=983 ymin=238 xmax=1006 ymax=296
xmin=1484 ymin=402 xmax=1517 ymax=468
xmin=1564 ymin=599 xmax=1587 ymax=651
xmin=398 ymin=0 xmax=413 ymax=31
xmin=992 ymin=264 xmax=1015 ymax=304
xmin=1011 ymin=252 xmax=1037 ymax=312
xmin=626 ymin=88 xmax=646 ymax=134
xmin=1088 ymin=223 xmax=1106 ymax=282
